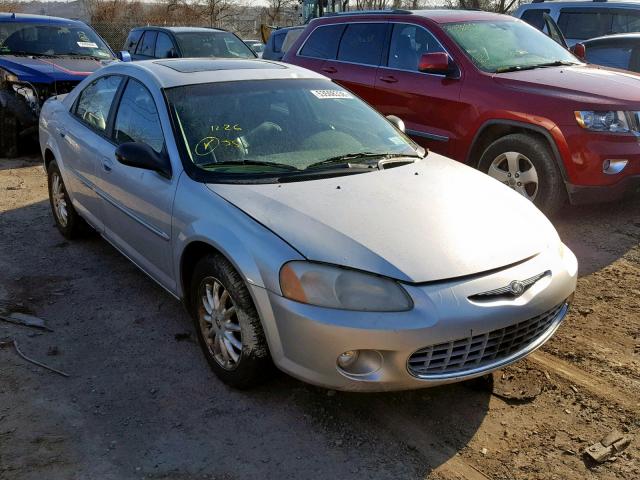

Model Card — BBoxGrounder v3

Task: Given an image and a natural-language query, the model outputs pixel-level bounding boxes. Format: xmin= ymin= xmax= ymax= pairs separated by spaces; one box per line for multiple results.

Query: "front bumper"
xmin=252 ymin=247 xmax=578 ymax=391
xmin=560 ymin=126 xmax=640 ymax=203
xmin=567 ymin=174 xmax=640 ymax=205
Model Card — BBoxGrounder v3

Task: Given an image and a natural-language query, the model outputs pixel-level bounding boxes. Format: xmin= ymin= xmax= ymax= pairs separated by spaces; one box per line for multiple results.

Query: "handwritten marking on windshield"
xmin=195 ymin=136 xmax=242 ymax=156
xmin=211 ymin=124 xmax=242 ymax=132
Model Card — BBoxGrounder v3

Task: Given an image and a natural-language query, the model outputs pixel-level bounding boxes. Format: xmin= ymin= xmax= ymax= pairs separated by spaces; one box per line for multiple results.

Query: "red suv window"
xmin=337 ymin=23 xmax=388 ymax=65
xmin=300 ymin=24 xmax=345 ymax=59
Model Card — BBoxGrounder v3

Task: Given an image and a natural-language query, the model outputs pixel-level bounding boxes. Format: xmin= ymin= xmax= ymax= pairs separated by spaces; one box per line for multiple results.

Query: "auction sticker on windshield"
xmin=310 ymin=90 xmax=353 ymax=99
xmin=77 ymin=42 xmax=99 ymax=49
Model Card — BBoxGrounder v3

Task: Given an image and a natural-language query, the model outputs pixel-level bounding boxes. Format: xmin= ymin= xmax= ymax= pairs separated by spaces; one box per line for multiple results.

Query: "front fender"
xmin=171 ymin=179 xmax=304 ymax=300
xmin=39 ymin=99 xmax=65 ymax=169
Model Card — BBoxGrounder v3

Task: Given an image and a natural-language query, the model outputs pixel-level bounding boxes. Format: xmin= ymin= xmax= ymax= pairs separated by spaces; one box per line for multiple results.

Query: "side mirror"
xmin=168 ymin=48 xmax=179 ymax=59
xmin=572 ymin=43 xmax=586 ymax=61
xmin=115 ymin=143 xmax=171 ymax=178
xmin=117 ymin=50 xmax=132 ymax=62
xmin=418 ymin=52 xmax=455 ymax=76
xmin=386 ymin=115 xmax=405 ymax=133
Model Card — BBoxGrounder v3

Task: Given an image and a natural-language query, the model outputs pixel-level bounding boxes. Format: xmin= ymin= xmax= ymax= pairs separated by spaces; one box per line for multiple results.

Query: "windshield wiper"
xmin=59 ymin=52 xmax=107 ymax=60
xmin=199 ymin=159 xmax=299 ymax=171
xmin=306 ymin=152 xmax=420 ymax=170
xmin=496 ymin=60 xmax=577 ymax=73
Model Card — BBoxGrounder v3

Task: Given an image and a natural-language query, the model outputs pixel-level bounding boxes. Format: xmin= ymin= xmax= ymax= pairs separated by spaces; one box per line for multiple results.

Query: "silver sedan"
xmin=39 ymin=59 xmax=577 ymax=391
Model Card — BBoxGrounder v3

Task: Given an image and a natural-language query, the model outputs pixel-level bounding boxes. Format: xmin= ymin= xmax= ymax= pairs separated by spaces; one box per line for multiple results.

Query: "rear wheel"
xmin=478 ymin=133 xmax=566 ymax=215
xmin=0 ymin=108 xmax=19 ymax=158
xmin=47 ymin=161 xmax=88 ymax=239
xmin=190 ymin=254 xmax=272 ymax=389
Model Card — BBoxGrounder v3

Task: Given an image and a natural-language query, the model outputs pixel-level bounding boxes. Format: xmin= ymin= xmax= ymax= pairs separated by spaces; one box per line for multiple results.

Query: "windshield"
xmin=175 ymin=32 xmax=255 ymax=58
xmin=442 ymin=20 xmax=578 ymax=73
xmin=0 ymin=22 xmax=113 ymax=59
xmin=166 ymin=79 xmax=419 ymax=182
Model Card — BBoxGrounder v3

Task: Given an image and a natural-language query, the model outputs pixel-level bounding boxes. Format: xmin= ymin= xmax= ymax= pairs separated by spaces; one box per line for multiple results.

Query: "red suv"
xmin=284 ymin=9 xmax=640 ymax=213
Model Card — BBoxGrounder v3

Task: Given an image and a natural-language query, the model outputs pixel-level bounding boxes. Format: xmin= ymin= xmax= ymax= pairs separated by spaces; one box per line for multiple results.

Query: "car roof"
xmin=410 ymin=9 xmax=510 ymax=23
xmin=131 ymin=26 xmax=226 ymax=33
xmin=584 ymin=32 xmax=640 ymax=44
xmin=317 ymin=9 xmax=511 ymax=24
xmin=518 ymin=1 xmax=640 ymax=9
xmin=107 ymin=58 xmax=326 ymax=88
xmin=0 ymin=12 xmax=86 ymax=25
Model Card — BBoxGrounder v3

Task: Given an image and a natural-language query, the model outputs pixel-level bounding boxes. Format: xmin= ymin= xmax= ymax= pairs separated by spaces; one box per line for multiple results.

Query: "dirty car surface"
xmin=39 ymin=58 xmax=578 ymax=391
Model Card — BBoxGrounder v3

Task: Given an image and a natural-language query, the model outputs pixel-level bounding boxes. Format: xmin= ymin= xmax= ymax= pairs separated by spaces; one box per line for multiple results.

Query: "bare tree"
xmin=445 ymin=0 xmax=521 ymax=14
xmin=0 ymin=1 xmax=23 ymax=13
xmin=264 ymin=0 xmax=296 ymax=24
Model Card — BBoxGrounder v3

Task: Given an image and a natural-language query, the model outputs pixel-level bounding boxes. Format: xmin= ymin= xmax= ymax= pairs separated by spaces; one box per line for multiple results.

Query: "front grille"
xmin=408 ymin=302 xmax=566 ymax=378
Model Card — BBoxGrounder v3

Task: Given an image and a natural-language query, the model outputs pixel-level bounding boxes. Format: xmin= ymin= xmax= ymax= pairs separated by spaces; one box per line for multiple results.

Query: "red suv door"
xmin=373 ymin=22 xmax=463 ymax=158
xmin=297 ymin=21 xmax=390 ymax=105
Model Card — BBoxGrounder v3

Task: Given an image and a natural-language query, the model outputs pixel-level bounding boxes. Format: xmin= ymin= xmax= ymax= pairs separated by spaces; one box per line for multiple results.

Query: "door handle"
xmin=102 ymin=157 xmax=113 ymax=173
xmin=322 ymin=66 xmax=337 ymax=74
xmin=379 ymin=75 xmax=398 ymax=84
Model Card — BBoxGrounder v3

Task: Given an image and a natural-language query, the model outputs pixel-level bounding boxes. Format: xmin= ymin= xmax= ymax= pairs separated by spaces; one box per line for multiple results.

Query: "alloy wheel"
xmin=198 ymin=278 xmax=242 ymax=370
xmin=488 ymin=151 xmax=539 ymax=201
xmin=51 ymin=172 xmax=68 ymax=227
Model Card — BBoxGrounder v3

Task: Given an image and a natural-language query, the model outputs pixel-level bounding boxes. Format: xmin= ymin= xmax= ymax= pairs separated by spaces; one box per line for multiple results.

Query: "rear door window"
xmin=337 ymin=23 xmax=388 ymax=66
xmin=586 ymin=45 xmax=633 ymax=70
xmin=136 ymin=30 xmax=157 ymax=57
xmin=521 ymin=9 xmax=550 ymax=30
xmin=124 ymin=30 xmax=143 ymax=52
xmin=300 ymin=24 xmax=346 ymax=59
xmin=273 ymin=31 xmax=286 ymax=53
xmin=611 ymin=12 xmax=640 ymax=34
xmin=155 ymin=32 xmax=175 ymax=58
xmin=558 ymin=9 xmax=610 ymax=39
xmin=74 ymin=75 xmax=122 ymax=133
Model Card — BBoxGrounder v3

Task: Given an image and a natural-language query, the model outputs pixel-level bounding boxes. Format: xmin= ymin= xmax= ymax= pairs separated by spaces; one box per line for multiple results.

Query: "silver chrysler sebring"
xmin=40 ymin=59 xmax=577 ymax=391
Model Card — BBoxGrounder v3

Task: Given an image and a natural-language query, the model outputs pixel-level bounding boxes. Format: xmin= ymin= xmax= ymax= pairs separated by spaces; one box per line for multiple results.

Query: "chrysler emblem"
xmin=508 ymin=280 xmax=526 ymax=296
xmin=469 ymin=271 xmax=551 ymax=300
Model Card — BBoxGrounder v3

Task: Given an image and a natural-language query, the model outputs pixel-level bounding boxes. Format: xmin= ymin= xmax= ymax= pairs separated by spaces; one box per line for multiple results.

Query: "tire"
xmin=47 ymin=161 xmax=88 ymax=239
xmin=0 ymin=108 xmax=19 ymax=158
xmin=478 ymin=133 xmax=566 ymax=216
xmin=190 ymin=253 xmax=272 ymax=389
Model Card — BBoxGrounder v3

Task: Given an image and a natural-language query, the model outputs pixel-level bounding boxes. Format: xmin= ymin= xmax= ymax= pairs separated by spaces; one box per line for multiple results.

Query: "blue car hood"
xmin=0 ymin=55 xmax=113 ymax=83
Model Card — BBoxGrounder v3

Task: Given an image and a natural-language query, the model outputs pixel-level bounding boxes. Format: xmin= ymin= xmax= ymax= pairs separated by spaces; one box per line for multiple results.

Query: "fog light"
xmin=603 ymin=159 xmax=628 ymax=175
xmin=337 ymin=350 xmax=359 ymax=368
xmin=336 ymin=349 xmax=383 ymax=376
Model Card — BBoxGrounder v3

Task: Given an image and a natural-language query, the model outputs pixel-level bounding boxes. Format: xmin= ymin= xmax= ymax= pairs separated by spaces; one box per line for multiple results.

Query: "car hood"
xmin=493 ymin=64 xmax=640 ymax=108
xmin=0 ymin=55 xmax=113 ymax=83
xmin=207 ymin=154 xmax=559 ymax=283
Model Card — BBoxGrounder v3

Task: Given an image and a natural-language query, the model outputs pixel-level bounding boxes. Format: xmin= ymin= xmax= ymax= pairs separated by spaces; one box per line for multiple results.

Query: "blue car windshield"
xmin=166 ymin=78 xmax=420 ymax=181
xmin=0 ymin=22 xmax=113 ymax=59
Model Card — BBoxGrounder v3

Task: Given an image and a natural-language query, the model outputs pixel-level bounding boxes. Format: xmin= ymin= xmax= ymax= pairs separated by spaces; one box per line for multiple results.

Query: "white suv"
xmin=514 ymin=1 xmax=640 ymax=45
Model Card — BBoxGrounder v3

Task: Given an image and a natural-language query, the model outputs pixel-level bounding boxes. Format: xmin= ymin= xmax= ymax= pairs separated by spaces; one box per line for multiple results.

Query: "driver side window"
xmin=388 ymin=24 xmax=444 ymax=72
xmin=113 ymin=79 xmax=164 ymax=154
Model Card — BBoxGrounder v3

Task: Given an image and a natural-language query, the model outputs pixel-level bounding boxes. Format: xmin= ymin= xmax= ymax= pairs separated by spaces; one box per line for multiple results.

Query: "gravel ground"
xmin=1 ymin=156 xmax=638 ymax=480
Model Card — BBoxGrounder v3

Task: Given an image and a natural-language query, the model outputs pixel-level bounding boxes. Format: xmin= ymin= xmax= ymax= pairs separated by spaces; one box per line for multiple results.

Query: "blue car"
xmin=0 ymin=13 xmax=116 ymax=157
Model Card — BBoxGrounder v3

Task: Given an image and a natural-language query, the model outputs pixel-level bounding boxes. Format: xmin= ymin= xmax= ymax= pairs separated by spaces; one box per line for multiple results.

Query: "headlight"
xmin=574 ymin=110 xmax=638 ymax=134
xmin=0 ymin=67 xmax=19 ymax=84
xmin=279 ymin=261 xmax=412 ymax=311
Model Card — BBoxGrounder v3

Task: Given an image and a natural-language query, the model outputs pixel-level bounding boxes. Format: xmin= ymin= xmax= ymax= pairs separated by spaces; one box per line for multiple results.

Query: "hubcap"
xmin=198 ymin=278 xmax=242 ymax=370
xmin=488 ymin=152 xmax=539 ymax=201
xmin=51 ymin=172 xmax=68 ymax=227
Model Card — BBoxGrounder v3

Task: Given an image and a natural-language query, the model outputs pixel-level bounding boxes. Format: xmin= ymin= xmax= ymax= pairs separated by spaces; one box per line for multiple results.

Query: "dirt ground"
xmin=0 ymin=156 xmax=638 ymax=480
